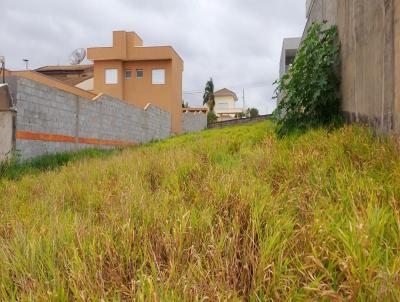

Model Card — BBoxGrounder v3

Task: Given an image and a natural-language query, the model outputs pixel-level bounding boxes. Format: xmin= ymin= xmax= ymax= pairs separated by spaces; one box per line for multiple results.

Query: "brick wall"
xmin=8 ymin=76 xmax=172 ymax=159
xmin=182 ymin=111 xmax=207 ymax=134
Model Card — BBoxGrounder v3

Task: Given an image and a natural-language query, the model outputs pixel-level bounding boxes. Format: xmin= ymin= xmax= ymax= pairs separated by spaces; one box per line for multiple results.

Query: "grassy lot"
xmin=1 ymin=121 xmax=400 ymax=301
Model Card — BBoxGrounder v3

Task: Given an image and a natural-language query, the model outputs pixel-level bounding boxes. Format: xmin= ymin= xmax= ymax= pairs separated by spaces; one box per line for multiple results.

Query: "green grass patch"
xmin=0 ymin=121 xmax=399 ymax=301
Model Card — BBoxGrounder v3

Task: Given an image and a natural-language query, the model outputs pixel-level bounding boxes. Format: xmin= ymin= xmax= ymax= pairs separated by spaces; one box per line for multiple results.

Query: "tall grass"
xmin=0 ymin=121 xmax=399 ymax=301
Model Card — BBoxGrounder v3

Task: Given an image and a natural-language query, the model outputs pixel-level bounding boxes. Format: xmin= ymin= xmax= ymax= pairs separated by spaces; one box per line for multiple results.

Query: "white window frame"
xmin=125 ymin=69 xmax=132 ymax=80
xmin=105 ymin=69 xmax=118 ymax=85
xmin=152 ymin=69 xmax=166 ymax=85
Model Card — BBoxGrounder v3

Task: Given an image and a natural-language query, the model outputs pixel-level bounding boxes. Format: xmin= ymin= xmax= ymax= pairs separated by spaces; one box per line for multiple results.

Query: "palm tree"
xmin=203 ymin=78 xmax=215 ymax=111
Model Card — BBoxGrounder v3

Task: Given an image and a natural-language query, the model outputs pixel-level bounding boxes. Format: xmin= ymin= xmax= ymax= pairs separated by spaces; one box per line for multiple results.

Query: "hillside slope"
xmin=1 ymin=121 xmax=400 ymax=301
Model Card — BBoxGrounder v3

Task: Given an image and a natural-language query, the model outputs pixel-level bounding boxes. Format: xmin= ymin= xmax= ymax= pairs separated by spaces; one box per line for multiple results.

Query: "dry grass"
xmin=1 ymin=121 xmax=400 ymax=301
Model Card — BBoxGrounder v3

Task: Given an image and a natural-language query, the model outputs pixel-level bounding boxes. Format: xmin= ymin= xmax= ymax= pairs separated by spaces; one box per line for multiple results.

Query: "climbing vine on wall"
xmin=273 ymin=22 xmax=341 ymax=137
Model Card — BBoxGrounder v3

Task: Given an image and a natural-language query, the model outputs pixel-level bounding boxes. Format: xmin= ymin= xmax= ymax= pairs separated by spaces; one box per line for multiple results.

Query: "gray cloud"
xmin=0 ymin=0 xmax=305 ymax=113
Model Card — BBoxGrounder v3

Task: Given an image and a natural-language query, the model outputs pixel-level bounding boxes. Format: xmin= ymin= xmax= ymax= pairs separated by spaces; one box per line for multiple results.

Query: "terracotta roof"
xmin=35 ymin=64 xmax=93 ymax=72
xmin=59 ymin=76 xmax=93 ymax=86
xmin=214 ymin=88 xmax=238 ymax=101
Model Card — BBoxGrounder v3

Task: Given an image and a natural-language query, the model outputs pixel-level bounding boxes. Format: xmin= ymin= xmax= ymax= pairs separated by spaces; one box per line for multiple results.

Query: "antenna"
xmin=69 ymin=48 xmax=86 ymax=65
xmin=23 ymin=59 xmax=29 ymax=70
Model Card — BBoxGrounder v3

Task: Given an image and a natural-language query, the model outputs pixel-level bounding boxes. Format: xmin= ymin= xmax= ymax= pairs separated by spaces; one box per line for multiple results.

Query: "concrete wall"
xmin=304 ymin=0 xmax=337 ymax=35
xmin=304 ymin=0 xmax=400 ymax=134
xmin=0 ymin=112 xmax=14 ymax=160
xmin=182 ymin=111 xmax=207 ymax=134
xmin=395 ymin=1 xmax=400 ymax=133
xmin=0 ymin=84 xmax=16 ymax=161
xmin=8 ymin=76 xmax=172 ymax=159
xmin=337 ymin=1 xmax=395 ymax=132
xmin=208 ymin=115 xmax=271 ymax=129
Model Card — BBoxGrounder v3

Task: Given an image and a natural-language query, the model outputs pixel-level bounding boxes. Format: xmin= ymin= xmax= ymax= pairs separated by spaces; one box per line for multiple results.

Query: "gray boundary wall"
xmin=208 ymin=115 xmax=271 ymax=129
xmin=304 ymin=0 xmax=400 ymax=134
xmin=8 ymin=76 xmax=172 ymax=159
xmin=182 ymin=111 xmax=207 ymax=134
xmin=0 ymin=84 xmax=16 ymax=160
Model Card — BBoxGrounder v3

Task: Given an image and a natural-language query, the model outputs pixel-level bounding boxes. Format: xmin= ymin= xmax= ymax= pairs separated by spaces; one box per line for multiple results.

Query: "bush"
xmin=207 ymin=111 xmax=218 ymax=124
xmin=247 ymin=108 xmax=259 ymax=118
xmin=273 ymin=22 xmax=341 ymax=137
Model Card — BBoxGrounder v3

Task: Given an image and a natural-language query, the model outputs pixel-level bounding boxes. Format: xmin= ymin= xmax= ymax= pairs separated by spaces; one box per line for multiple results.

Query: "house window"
xmin=125 ymin=70 xmax=132 ymax=80
xmin=105 ymin=69 xmax=118 ymax=84
xmin=216 ymin=102 xmax=230 ymax=109
xmin=152 ymin=69 xmax=165 ymax=85
xmin=136 ymin=69 xmax=144 ymax=79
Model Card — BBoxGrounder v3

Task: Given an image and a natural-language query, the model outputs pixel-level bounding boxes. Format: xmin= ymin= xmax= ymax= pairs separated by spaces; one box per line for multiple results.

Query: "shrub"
xmin=273 ymin=22 xmax=341 ymax=137
xmin=247 ymin=108 xmax=259 ymax=118
xmin=207 ymin=111 xmax=218 ymax=124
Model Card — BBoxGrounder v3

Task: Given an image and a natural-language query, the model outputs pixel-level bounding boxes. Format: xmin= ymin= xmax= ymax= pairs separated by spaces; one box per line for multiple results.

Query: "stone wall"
xmin=8 ymin=76 xmax=172 ymax=159
xmin=182 ymin=111 xmax=207 ymax=134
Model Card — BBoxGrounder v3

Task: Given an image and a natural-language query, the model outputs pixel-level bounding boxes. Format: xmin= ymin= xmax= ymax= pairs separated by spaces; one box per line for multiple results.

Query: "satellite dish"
xmin=69 ymin=48 xmax=86 ymax=65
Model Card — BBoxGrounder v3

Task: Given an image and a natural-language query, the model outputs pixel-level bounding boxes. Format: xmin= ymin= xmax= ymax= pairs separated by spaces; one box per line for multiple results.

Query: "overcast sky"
xmin=1 ymin=0 xmax=305 ymax=113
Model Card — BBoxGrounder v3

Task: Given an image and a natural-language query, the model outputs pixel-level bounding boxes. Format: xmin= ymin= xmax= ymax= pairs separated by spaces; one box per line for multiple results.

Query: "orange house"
xmin=87 ymin=31 xmax=184 ymax=134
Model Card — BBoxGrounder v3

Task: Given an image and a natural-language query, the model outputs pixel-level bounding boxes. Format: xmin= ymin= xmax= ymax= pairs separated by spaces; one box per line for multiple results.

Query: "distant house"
xmin=36 ymin=65 xmax=94 ymax=91
xmin=214 ymin=88 xmax=244 ymax=120
xmin=87 ymin=31 xmax=184 ymax=134
xmin=279 ymin=37 xmax=301 ymax=79
xmin=34 ymin=31 xmax=184 ymax=134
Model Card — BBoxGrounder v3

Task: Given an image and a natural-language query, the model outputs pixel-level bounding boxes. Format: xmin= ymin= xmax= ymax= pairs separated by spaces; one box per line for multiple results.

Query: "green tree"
xmin=207 ymin=111 xmax=218 ymax=124
xmin=247 ymin=108 xmax=259 ymax=118
xmin=203 ymin=78 xmax=215 ymax=112
xmin=273 ymin=22 xmax=341 ymax=137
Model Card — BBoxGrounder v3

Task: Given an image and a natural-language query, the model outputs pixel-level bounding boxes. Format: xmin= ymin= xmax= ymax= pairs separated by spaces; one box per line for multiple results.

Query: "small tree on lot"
xmin=207 ymin=111 xmax=218 ymax=124
xmin=273 ymin=22 xmax=341 ymax=137
xmin=247 ymin=108 xmax=259 ymax=118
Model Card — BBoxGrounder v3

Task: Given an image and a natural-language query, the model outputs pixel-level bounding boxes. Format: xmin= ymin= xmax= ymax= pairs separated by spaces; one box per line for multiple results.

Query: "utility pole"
xmin=243 ymin=88 xmax=246 ymax=116
xmin=0 ymin=56 xmax=4 ymax=84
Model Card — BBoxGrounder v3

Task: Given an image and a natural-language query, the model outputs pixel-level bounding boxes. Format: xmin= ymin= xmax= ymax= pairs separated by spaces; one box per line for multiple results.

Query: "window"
xmin=152 ymin=69 xmax=165 ymax=85
xmin=216 ymin=102 xmax=230 ymax=110
xmin=105 ymin=69 xmax=118 ymax=84
xmin=136 ymin=69 xmax=144 ymax=79
xmin=125 ymin=70 xmax=132 ymax=80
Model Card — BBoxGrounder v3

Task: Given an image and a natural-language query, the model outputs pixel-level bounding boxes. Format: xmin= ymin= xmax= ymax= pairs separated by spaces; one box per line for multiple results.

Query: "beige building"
xmin=214 ymin=88 xmax=244 ymax=120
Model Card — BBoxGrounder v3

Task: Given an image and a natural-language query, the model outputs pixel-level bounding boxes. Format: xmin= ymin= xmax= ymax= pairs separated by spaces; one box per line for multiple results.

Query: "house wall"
xmin=8 ymin=76 xmax=172 ymax=159
xmin=88 ymin=31 xmax=184 ymax=135
xmin=75 ymin=78 xmax=94 ymax=91
xmin=182 ymin=111 xmax=207 ymax=134
xmin=215 ymin=96 xmax=236 ymax=110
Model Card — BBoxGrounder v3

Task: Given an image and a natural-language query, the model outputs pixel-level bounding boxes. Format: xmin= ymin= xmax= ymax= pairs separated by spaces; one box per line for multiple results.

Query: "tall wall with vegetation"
xmin=305 ymin=0 xmax=400 ymax=134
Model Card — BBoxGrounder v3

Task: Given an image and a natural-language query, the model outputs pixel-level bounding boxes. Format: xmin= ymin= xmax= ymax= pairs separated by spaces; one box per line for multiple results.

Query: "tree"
xmin=247 ymin=108 xmax=259 ymax=118
xmin=181 ymin=100 xmax=189 ymax=108
xmin=207 ymin=111 xmax=218 ymax=124
xmin=273 ymin=22 xmax=340 ymax=137
xmin=203 ymin=78 xmax=215 ymax=112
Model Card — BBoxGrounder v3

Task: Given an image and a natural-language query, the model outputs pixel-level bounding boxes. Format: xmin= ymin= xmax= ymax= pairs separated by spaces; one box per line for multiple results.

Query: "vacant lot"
xmin=1 ymin=121 xmax=400 ymax=301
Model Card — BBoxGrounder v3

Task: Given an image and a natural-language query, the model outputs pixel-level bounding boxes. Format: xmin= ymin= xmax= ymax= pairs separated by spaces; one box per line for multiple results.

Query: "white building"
xmin=213 ymin=88 xmax=244 ymax=120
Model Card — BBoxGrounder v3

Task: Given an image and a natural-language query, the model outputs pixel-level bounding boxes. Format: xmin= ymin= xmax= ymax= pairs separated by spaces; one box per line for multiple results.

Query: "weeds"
xmin=0 ymin=121 xmax=399 ymax=300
